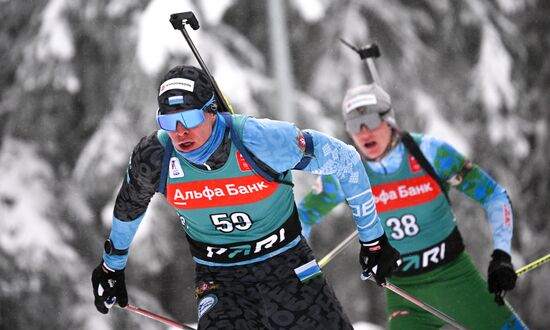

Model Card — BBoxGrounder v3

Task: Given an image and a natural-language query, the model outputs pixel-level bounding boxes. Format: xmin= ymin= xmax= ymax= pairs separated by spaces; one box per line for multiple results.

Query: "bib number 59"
xmin=211 ymin=212 xmax=252 ymax=233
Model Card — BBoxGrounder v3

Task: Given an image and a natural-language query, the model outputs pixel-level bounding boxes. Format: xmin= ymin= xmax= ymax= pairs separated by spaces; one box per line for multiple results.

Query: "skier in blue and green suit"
xmin=298 ymin=83 xmax=528 ymax=329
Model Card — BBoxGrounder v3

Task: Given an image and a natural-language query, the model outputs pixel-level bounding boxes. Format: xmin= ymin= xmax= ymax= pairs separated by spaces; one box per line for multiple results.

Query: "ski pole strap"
xmin=401 ymin=132 xmax=450 ymax=204
xmin=158 ymin=139 xmax=174 ymax=195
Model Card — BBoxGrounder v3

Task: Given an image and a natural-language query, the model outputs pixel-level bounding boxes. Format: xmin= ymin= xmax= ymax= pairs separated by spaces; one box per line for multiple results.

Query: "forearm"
xmin=484 ymin=187 xmax=513 ymax=253
xmin=302 ymin=130 xmax=384 ymax=241
xmin=105 ymin=176 xmax=154 ymax=270
xmin=103 ymin=132 xmax=162 ymax=269
xmin=105 ymin=165 xmax=155 ymax=270
xmin=103 ymin=214 xmax=145 ymax=270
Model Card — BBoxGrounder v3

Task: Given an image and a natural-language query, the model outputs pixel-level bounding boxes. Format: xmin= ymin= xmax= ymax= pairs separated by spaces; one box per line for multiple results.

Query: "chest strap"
xmin=401 ymin=132 xmax=450 ymax=204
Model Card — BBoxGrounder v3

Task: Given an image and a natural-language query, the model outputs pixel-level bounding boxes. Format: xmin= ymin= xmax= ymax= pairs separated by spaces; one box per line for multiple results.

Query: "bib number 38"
xmin=385 ymin=214 xmax=419 ymax=240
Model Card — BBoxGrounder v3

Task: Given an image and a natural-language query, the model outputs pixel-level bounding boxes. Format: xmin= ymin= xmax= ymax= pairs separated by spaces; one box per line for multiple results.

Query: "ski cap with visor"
xmin=341 ymin=83 xmax=396 ymax=133
xmin=156 ymin=65 xmax=217 ymax=131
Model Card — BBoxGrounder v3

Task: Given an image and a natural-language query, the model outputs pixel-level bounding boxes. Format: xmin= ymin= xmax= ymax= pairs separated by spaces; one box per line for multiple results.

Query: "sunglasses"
xmin=345 ymin=112 xmax=383 ymax=133
xmin=156 ymin=95 xmax=215 ymax=131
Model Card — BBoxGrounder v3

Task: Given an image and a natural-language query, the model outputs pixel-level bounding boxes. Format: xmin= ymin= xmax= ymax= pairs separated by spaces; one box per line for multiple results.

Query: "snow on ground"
xmin=353 ymin=321 xmax=384 ymax=330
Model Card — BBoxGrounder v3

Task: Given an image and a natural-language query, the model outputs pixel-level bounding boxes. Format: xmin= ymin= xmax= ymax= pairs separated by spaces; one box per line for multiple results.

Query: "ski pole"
xmin=360 ymin=274 xmax=468 ymax=330
xmin=118 ymin=304 xmax=196 ymax=330
xmin=318 ymin=230 xmax=359 ymax=268
xmin=316 ymin=230 xmax=468 ymax=330
xmin=516 ymin=253 xmax=550 ymax=277
xmin=169 ymin=11 xmax=233 ymax=114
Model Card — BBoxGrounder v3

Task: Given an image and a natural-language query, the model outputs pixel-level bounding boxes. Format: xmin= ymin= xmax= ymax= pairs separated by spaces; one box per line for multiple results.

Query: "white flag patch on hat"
xmin=168 ymin=95 xmax=184 ymax=105
xmin=345 ymin=94 xmax=378 ymax=113
xmin=159 ymin=78 xmax=195 ymax=96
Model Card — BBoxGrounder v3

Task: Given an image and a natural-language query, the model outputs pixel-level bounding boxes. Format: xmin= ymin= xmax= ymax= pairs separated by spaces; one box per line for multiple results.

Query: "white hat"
xmin=342 ymin=84 xmax=396 ymax=133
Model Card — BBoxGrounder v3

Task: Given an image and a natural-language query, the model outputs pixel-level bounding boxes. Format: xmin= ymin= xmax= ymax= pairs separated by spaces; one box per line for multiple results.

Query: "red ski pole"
xmin=118 ymin=304 xmax=196 ymax=330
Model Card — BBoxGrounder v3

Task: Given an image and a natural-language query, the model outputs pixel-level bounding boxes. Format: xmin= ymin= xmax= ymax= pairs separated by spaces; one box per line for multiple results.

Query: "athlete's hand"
xmin=359 ymin=233 xmax=401 ymax=285
xmin=488 ymin=249 xmax=517 ymax=305
xmin=91 ymin=262 xmax=128 ymax=313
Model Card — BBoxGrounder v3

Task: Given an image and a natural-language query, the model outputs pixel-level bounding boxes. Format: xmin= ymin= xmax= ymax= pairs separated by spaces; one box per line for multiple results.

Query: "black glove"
xmin=488 ymin=249 xmax=517 ymax=305
xmin=91 ymin=262 xmax=128 ymax=314
xmin=359 ymin=233 xmax=401 ymax=285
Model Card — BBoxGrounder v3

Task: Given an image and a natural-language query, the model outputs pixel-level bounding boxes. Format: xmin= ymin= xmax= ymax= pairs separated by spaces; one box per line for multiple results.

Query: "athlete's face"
xmin=167 ymin=111 xmax=217 ymax=152
xmin=350 ymin=121 xmax=392 ymax=159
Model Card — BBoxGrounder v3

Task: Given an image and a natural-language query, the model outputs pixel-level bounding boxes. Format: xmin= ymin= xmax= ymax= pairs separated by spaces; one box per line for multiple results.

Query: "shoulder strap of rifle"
xmin=158 ymin=137 xmax=174 ymax=195
xmin=401 ymin=131 xmax=450 ymax=204
xmin=221 ymin=113 xmax=293 ymax=186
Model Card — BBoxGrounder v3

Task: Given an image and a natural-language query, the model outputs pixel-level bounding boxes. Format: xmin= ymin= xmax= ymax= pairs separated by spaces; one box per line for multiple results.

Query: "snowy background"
xmin=1 ymin=0 xmax=549 ymax=329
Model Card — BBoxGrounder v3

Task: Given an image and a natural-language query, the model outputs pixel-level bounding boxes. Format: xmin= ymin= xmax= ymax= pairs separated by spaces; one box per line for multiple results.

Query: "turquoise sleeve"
xmin=103 ymin=214 xmax=145 ymax=270
xmin=419 ymin=134 xmax=513 ymax=253
xmin=242 ymin=118 xmax=384 ymax=242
